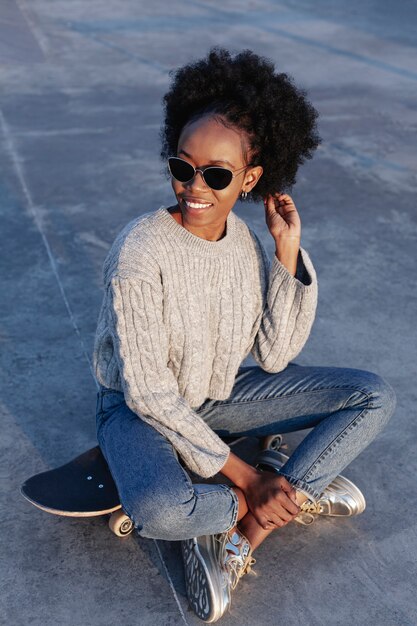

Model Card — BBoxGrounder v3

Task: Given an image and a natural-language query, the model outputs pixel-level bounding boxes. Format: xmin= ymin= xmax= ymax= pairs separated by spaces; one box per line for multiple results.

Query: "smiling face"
xmin=170 ymin=114 xmax=263 ymax=241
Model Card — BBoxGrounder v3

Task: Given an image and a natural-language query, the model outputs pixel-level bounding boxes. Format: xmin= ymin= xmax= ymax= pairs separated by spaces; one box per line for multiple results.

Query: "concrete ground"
xmin=1 ymin=1 xmax=416 ymax=624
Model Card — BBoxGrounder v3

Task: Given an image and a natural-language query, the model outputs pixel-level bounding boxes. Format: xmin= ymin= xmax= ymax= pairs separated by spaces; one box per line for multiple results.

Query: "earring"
xmin=241 ymin=191 xmax=248 ymax=200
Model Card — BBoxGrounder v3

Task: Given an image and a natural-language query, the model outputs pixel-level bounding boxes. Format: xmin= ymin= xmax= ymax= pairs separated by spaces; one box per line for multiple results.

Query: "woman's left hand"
xmin=263 ymin=193 xmax=301 ymax=243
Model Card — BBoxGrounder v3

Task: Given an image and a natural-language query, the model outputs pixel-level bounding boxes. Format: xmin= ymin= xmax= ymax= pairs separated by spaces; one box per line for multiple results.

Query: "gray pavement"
xmin=1 ymin=1 xmax=416 ymax=624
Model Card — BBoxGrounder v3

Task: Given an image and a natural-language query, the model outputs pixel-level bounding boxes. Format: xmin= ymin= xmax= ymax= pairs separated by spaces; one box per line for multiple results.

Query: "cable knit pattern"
xmin=93 ymin=206 xmax=318 ymax=477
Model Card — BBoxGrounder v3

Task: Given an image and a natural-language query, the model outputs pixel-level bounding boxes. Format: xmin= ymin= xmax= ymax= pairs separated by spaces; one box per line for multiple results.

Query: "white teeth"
xmin=184 ymin=200 xmax=212 ymax=209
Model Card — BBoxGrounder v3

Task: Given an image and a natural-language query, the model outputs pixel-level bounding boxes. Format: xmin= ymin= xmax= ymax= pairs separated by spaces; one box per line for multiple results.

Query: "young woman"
xmin=93 ymin=48 xmax=396 ymax=622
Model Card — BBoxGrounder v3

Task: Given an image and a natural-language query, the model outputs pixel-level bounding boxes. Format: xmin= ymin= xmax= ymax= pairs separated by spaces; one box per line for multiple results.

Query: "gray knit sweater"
xmin=93 ymin=206 xmax=318 ymax=478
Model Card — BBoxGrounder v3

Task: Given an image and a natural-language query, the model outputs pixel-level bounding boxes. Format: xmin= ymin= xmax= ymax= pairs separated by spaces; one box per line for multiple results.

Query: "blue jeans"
xmin=96 ymin=363 xmax=396 ymax=541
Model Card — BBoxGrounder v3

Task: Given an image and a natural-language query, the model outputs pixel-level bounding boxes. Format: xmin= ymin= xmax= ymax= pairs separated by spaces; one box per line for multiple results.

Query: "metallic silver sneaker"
xmin=181 ymin=529 xmax=256 ymax=622
xmin=255 ymin=449 xmax=366 ymax=525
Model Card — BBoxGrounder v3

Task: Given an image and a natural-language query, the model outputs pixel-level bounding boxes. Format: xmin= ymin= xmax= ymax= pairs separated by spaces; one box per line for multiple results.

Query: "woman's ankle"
xmin=237 ymin=512 xmax=275 ymax=552
xmin=231 ymin=486 xmax=249 ymax=521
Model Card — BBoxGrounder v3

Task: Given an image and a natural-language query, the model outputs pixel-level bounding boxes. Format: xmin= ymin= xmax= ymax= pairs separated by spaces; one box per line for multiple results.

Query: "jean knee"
xmin=122 ymin=489 xmax=196 ymax=540
xmin=361 ymin=371 xmax=397 ymax=427
xmin=372 ymin=374 xmax=397 ymax=419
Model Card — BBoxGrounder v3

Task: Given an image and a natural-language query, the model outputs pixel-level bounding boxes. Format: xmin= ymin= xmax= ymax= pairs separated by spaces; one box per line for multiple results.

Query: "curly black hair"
xmin=160 ymin=47 xmax=321 ymax=202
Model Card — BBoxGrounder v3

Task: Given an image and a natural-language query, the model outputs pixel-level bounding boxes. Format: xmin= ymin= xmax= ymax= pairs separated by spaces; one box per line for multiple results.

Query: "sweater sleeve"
xmin=108 ymin=275 xmax=230 ymax=478
xmin=249 ymin=235 xmax=318 ymax=373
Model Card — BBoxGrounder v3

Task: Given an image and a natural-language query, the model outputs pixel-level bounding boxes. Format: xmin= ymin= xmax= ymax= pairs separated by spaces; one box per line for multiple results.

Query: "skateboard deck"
xmin=21 ymin=446 xmax=121 ymax=517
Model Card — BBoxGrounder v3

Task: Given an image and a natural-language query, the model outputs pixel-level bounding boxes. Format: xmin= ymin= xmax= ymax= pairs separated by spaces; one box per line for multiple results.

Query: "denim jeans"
xmin=95 ymin=362 xmax=396 ymax=541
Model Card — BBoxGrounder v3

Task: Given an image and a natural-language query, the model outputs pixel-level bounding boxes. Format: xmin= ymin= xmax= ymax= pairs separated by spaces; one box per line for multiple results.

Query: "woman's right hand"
xmin=242 ymin=469 xmax=301 ymax=530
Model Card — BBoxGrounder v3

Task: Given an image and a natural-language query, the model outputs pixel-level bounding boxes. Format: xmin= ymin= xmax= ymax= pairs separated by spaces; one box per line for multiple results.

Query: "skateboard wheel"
xmin=109 ymin=510 xmax=134 ymax=537
xmin=261 ymin=434 xmax=283 ymax=452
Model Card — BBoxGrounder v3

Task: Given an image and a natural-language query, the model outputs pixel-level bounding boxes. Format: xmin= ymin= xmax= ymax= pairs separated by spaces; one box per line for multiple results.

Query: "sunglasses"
xmin=168 ymin=156 xmax=251 ymax=191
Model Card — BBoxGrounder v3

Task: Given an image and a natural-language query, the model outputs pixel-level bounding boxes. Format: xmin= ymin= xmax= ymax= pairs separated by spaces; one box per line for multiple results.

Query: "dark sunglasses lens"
xmin=168 ymin=158 xmax=195 ymax=182
xmin=203 ymin=167 xmax=233 ymax=190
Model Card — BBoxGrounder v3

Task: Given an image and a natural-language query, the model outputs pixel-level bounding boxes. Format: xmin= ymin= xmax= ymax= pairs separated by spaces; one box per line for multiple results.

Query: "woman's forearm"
xmin=219 ymin=450 xmax=260 ymax=490
xmin=274 ymin=237 xmax=300 ymax=277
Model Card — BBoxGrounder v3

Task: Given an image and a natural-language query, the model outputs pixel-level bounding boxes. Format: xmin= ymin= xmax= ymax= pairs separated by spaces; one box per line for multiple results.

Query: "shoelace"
xmin=301 ymin=499 xmax=323 ymax=514
xmin=215 ymin=531 xmax=257 ymax=591
xmin=226 ymin=554 xmax=257 ymax=590
xmin=294 ymin=499 xmax=324 ymax=525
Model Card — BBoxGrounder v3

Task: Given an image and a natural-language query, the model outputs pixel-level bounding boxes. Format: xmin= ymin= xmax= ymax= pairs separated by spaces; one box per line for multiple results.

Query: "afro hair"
xmin=160 ymin=47 xmax=321 ymax=202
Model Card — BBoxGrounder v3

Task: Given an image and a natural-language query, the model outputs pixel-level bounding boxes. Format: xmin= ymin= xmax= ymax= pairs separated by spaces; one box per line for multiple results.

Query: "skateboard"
xmin=20 ymin=446 xmax=134 ymax=537
xmin=20 ymin=435 xmax=283 ymax=538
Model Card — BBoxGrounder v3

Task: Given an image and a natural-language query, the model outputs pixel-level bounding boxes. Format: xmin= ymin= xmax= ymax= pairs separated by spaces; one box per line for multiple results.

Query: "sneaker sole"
xmin=181 ymin=535 xmax=229 ymax=623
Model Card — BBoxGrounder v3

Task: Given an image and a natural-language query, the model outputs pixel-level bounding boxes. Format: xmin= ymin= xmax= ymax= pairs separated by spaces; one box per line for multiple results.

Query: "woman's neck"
xmin=167 ymin=205 xmax=227 ymax=241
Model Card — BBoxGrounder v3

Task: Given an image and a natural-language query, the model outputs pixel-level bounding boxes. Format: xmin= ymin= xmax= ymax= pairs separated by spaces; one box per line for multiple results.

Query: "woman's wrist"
xmin=219 ymin=450 xmax=260 ymax=490
xmin=274 ymin=237 xmax=300 ymax=277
